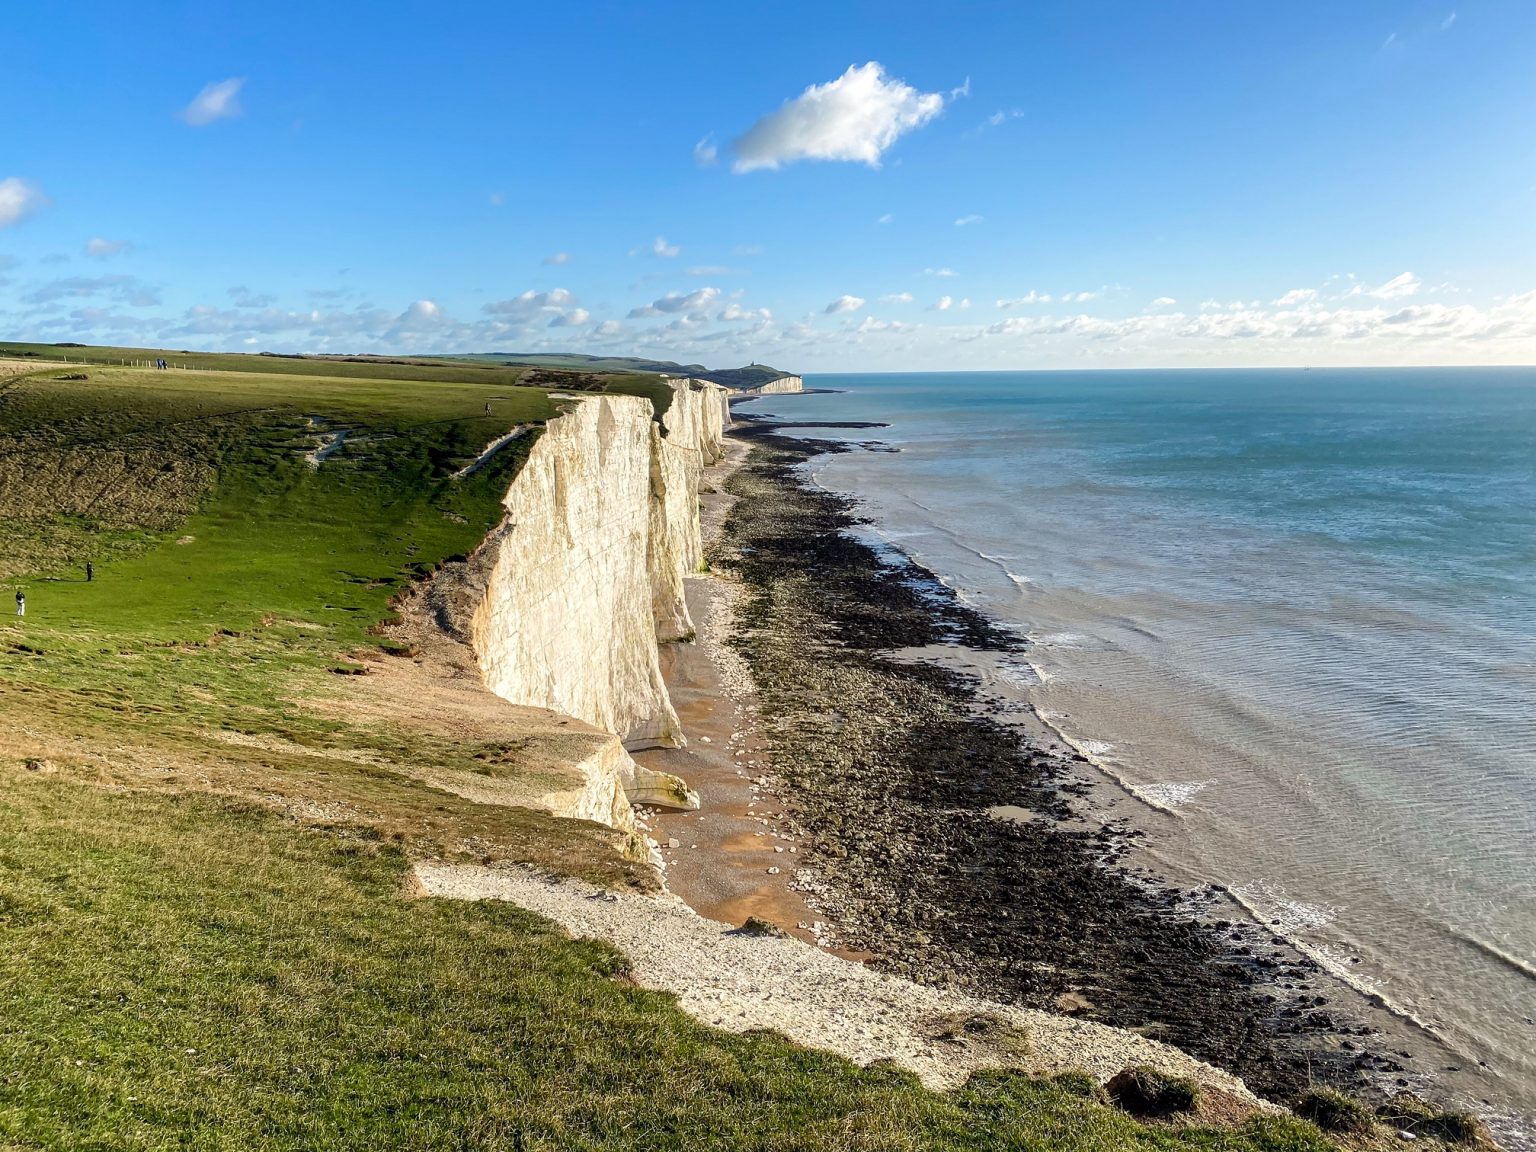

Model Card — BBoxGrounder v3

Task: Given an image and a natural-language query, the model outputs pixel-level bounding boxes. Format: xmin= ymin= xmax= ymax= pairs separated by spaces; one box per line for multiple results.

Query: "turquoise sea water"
xmin=770 ymin=368 xmax=1536 ymax=1136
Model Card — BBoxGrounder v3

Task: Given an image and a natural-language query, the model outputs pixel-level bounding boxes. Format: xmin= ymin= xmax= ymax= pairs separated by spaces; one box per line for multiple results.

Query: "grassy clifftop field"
xmin=0 ymin=349 xmax=1362 ymax=1150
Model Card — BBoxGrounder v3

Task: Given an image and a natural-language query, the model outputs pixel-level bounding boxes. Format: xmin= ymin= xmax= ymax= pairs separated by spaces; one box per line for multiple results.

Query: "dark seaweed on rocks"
xmin=717 ymin=421 xmax=1385 ymax=1105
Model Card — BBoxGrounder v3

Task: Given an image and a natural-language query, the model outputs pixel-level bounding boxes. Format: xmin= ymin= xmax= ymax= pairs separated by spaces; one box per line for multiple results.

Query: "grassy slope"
xmin=0 ymin=351 xmax=1343 ymax=1150
xmin=0 ymin=773 xmax=1336 ymax=1152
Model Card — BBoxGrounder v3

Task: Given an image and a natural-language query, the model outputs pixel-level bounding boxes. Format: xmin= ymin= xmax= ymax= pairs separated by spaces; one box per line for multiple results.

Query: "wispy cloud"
xmin=1273 ymin=287 xmax=1317 ymax=306
xmin=652 ymin=235 xmax=680 ymax=257
xmin=954 ymin=214 xmax=983 ymax=227
xmin=997 ymin=290 xmax=1052 ymax=307
xmin=877 ymin=213 xmax=895 ymax=225
xmin=924 ymin=267 xmax=957 ymax=278
xmin=24 ymin=274 xmax=159 ymax=307
xmin=693 ymin=135 xmax=718 ymax=167
xmin=1441 ymin=11 xmax=1457 ymax=31
xmin=0 ymin=178 xmax=48 ymax=228
xmin=880 ymin=292 xmax=914 ymax=304
xmin=543 ymin=252 xmax=571 ymax=265
xmin=629 ymin=286 xmax=720 ymax=319
xmin=824 ymin=294 xmax=866 ymax=314
xmin=1149 ymin=296 xmax=1178 ymax=308
xmin=85 ymin=238 xmax=128 ymax=258
xmin=730 ymin=62 xmax=947 ymax=172
xmin=228 ymin=285 xmax=276 ymax=308
xmin=181 ymin=78 xmax=245 ymax=126
xmin=1357 ymin=271 xmax=1420 ymax=299
xmin=928 ymin=295 xmax=971 ymax=311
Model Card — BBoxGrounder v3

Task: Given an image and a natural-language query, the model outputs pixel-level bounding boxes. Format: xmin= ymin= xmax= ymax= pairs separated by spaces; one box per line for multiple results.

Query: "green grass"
xmin=0 ymin=350 xmax=1351 ymax=1149
xmin=0 ymin=771 xmax=1340 ymax=1152
xmin=1 ymin=342 xmax=535 ymax=388
xmin=0 ymin=363 xmax=557 ymax=742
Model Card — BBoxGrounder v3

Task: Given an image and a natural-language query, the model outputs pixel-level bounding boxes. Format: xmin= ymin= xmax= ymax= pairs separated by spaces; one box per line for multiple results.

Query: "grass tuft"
xmin=1106 ymin=1065 xmax=1201 ymax=1116
xmin=1295 ymin=1087 xmax=1375 ymax=1135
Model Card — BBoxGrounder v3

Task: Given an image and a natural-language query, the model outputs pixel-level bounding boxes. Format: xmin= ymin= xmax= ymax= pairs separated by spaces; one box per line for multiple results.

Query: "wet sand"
xmin=636 ymin=578 xmax=827 ymax=945
xmin=637 ymin=437 xmax=853 ymax=954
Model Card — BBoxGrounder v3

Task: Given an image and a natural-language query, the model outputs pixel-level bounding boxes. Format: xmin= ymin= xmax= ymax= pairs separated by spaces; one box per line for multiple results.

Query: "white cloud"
xmin=924 ymin=267 xmax=957 ymax=278
xmin=876 ymin=213 xmax=895 ymax=225
xmin=482 ymin=288 xmax=577 ymax=321
xmin=997 ymin=290 xmax=1051 ymax=307
xmin=880 ymin=292 xmax=914 ymax=304
xmin=730 ymin=62 xmax=946 ymax=172
xmin=86 ymin=237 xmax=128 ymax=258
xmin=954 ymin=214 xmax=983 ymax=227
xmin=930 ymin=295 xmax=954 ymax=312
xmin=1273 ymin=288 xmax=1317 ymax=306
xmin=594 ymin=319 xmax=626 ymax=337
xmin=718 ymin=302 xmax=772 ymax=322
xmin=1149 ymin=296 xmax=1178 ymax=308
xmin=824 ymin=295 xmax=866 ymax=315
xmin=1365 ymin=272 xmax=1421 ymax=299
xmin=694 ymin=135 xmax=719 ymax=167
xmin=629 ymin=286 xmax=720 ymax=318
xmin=966 ymin=289 xmax=1536 ymax=356
xmin=987 ymin=108 xmax=1023 ymax=128
xmin=181 ymin=78 xmax=245 ymax=126
xmin=1441 ymin=11 xmax=1456 ymax=30
xmin=543 ymin=252 xmax=571 ymax=265
xmin=1061 ymin=289 xmax=1101 ymax=303
xmin=1382 ymin=31 xmax=1398 ymax=49
xmin=652 ymin=235 xmax=680 ymax=258
xmin=548 ymin=308 xmax=590 ymax=328
xmin=0 ymin=178 xmax=47 ymax=228
xmin=855 ymin=316 xmax=909 ymax=333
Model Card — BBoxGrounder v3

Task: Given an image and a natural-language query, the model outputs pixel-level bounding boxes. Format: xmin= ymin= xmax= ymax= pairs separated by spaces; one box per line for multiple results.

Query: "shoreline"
xmin=684 ymin=409 xmax=1424 ymax=1110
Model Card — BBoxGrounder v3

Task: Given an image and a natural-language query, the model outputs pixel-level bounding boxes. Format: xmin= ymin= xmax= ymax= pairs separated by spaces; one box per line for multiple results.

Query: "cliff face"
xmin=754 ymin=375 xmax=804 ymax=395
xmin=468 ymin=379 xmax=727 ymax=830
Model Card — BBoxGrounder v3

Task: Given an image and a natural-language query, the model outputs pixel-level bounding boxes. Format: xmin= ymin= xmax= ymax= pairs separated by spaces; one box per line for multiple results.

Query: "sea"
xmin=764 ymin=368 xmax=1536 ymax=1142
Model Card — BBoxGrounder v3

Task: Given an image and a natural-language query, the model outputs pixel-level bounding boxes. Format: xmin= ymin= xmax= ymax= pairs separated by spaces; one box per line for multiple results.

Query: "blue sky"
xmin=4 ymin=1 xmax=1534 ymax=370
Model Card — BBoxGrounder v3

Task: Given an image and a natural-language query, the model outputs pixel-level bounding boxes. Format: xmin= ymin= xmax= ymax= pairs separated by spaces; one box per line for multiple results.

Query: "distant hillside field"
xmin=457 ymin=351 xmax=796 ymax=391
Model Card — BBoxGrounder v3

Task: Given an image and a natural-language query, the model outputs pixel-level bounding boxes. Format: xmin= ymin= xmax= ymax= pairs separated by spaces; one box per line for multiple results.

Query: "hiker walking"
xmin=86 ymin=561 xmax=93 ymax=582
xmin=14 ymin=589 xmax=24 ymax=617
xmin=484 ymin=402 xmax=492 ymax=416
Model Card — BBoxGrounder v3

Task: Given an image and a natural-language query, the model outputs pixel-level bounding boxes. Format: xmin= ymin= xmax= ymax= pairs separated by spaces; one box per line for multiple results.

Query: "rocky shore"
xmin=710 ymin=415 xmax=1405 ymax=1107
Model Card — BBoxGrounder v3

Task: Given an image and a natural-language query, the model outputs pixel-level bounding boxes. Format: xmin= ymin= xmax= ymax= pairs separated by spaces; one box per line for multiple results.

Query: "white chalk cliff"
xmin=468 ymin=378 xmax=730 ymax=828
xmin=751 ymin=375 xmax=804 ymax=394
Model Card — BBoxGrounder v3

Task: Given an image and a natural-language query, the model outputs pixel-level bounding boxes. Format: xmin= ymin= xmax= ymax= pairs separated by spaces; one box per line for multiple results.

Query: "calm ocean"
xmin=768 ymin=368 xmax=1535 ymax=1137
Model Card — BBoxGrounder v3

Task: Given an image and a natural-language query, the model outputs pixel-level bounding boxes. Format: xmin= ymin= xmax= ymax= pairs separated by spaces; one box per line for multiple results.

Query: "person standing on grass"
xmin=14 ymin=589 xmax=24 ymax=617
xmin=86 ymin=561 xmax=93 ymax=582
